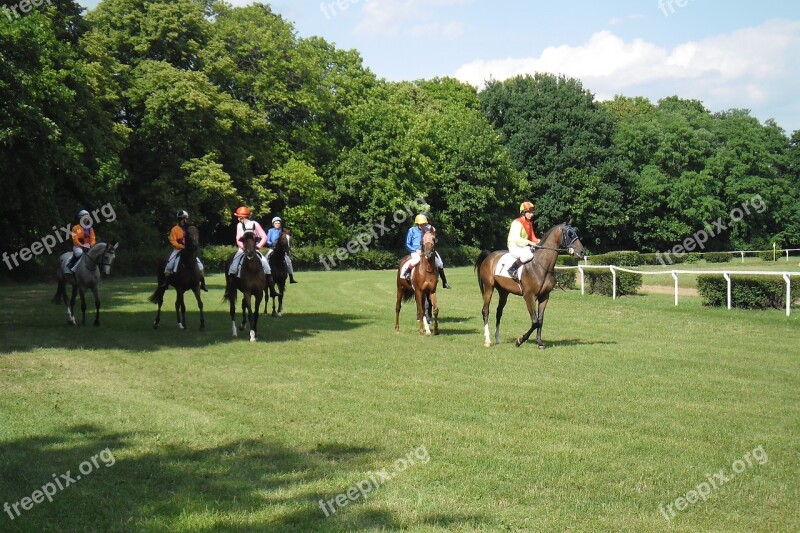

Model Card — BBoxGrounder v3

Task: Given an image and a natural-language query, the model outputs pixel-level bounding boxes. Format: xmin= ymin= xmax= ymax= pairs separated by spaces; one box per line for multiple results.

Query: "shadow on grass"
xmin=0 ymin=280 xmax=371 ymax=353
xmin=0 ymin=425 xmax=489 ymax=532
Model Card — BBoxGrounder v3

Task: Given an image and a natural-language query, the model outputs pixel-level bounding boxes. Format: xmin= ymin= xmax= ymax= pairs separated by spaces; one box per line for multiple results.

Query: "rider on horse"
xmin=228 ymin=206 xmax=271 ymax=277
xmin=164 ymin=210 xmax=207 ymax=291
xmin=401 ymin=214 xmax=448 ymax=286
xmin=419 ymin=213 xmax=451 ymax=289
xmin=66 ymin=209 xmax=96 ymax=272
xmin=506 ymin=201 xmax=540 ymax=281
xmin=265 ymin=216 xmax=297 ymax=284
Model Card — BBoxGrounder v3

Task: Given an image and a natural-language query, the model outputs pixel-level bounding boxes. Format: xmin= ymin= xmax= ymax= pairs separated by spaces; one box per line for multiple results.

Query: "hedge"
xmin=554 ymin=255 xmax=578 ymax=290
xmin=583 ymin=251 xmax=642 ymax=296
xmin=704 ymin=252 xmax=731 ymax=263
xmin=697 ymin=275 xmax=800 ymax=310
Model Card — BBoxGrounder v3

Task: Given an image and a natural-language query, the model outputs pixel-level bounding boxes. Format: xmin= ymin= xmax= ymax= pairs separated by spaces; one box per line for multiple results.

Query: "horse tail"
xmin=52 ymin=278 xmax=67 ymax=305
xmin=401 ymin=286 xmax=414 ymax=302
xmin=222 ymin=276 xmax=234 ymax=303
xmin=474 ymin=249 xmax=491 ymax=292
xmin=147 ymin=287 xmax=163 ymax=304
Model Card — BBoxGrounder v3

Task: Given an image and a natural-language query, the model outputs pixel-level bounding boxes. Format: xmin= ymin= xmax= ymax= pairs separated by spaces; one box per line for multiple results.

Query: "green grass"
xmin=1 ymin=267 xmax=799 ymax=531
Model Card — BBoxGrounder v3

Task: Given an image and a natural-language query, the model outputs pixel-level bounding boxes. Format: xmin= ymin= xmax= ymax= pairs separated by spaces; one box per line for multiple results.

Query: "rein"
xmin=82 ymin=244 xmax=113 ymax=272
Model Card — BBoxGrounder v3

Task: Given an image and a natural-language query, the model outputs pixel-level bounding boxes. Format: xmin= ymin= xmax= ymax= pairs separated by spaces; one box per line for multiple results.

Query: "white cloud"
xmin=454 ymin=19 xmax=800 ymax=117
xmin=355 ymin=0 xmax=469 ymax=38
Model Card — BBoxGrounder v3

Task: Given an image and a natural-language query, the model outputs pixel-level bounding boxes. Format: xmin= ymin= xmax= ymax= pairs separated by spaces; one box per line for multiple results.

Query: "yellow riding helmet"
xmin=414 ymin=214 xmax=428 ymax=225
xmin=519 ymin=201 xmax=535 ymax=213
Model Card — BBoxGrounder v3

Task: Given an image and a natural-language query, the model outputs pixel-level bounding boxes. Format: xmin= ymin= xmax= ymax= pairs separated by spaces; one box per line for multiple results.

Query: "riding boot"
xmin=66 ymin=255 xmax=78 ymax=272
xmin=200 ymin=276 xmax=208 ymax=292
xmin=507 ymin=259 xmax=523 ymax=281
xmin=403 ymin=268 xmax=412 ymax=283
xmin=289 ymin=274 xmax=298 ymax=284
xmin=439 ymin=268 xmax=451 ymax=289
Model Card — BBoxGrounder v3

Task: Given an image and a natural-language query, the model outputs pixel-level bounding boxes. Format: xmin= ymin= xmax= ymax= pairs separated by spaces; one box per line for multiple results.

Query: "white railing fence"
xmin=556 ymin=265 xmax=800 ymax=317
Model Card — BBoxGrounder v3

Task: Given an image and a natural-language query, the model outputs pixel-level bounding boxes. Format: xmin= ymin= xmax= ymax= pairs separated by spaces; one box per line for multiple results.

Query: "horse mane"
xmin=538 ymin=223 xmax=564 ymax=243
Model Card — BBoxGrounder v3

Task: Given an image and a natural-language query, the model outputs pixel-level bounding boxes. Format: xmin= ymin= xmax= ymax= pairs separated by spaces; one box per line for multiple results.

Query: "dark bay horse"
xmin=149 ymin=226 xmax=204 ymax=330
xmin=223 ymin=232 xmax=267 ymax=341
xmin=53 ymin=241 xmax=119 ymax=326
xmin=395 ymin=230 xmax=439 ymax=336
xmin=475 ymin=223 xmax=585 ymax=349
xmin=267 ymin=228 xmax=292 ymax=316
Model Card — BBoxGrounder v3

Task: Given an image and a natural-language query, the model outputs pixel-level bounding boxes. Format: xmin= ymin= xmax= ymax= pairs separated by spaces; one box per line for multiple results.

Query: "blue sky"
xmin=79 ymin=0 xmax=800 ymax=132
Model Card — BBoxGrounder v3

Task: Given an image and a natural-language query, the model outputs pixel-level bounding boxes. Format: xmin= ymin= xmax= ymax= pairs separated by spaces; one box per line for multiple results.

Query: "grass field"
xmin=1 ymin=266 xmax=798 ymax=532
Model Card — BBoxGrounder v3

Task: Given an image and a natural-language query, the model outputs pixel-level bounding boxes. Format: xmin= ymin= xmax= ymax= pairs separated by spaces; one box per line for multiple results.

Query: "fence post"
xmin=784 ymin=273 xmax=791 ymax=317
xmin=672 ymin=271 xmax=679 ymax=306
xmin=611 ymin=266 xmax=617 ymax=300
xmin=740 ymin=252 xmax=745 ymax=263
xmin=724 ymin=272 xmax=732 ymax=310
xmin=787 ymin=249 xmax=790 ymax=262
xmin=579 ymin=265 xmax=585 ymax=296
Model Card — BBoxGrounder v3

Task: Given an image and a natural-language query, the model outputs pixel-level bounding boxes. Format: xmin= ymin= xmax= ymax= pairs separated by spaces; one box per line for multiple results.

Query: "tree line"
xmin=2 ymin=0 xmax=798 ymax=275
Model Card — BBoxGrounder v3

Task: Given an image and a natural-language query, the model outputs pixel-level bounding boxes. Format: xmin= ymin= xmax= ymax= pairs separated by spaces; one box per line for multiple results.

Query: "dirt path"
xmin=640 ymin=284 xmax=698 ymax=296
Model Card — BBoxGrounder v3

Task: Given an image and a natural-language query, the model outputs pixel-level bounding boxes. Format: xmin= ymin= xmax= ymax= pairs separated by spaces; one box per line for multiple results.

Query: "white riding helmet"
xmin=272 ymin=217 xmax=282 ymax=224
xmin=177 ymin=210 xmax=189 ymax=219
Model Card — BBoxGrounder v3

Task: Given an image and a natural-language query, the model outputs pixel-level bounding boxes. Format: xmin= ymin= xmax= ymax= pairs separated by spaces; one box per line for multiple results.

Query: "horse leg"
xmin=495 ymin=290 xmax=509 ymax=345
xmin=252 ymin=290 xmax=262 ymax=342
xmin=515 ymin=292 xmax=540 ymax=347
xmin=91 ymin=285 xmax=101 ymax=327
xmin=481 ymin=283 xmax=495 ymax=347
xmin=534 ymin=297 xmax=549 ymax=349
xmin=277 ymin=284 xmax=284 ymax=317
xmin=240 ymin=295 xmax=248 ymax=331
xmin=67 ymin=284 xmax=78 ymax=326
xmin=229 ymin=286 xmax=238 ymax=337
xmin=175 ymin=290 xmax=186 ymax=329
xmin=430 ymin=291 xmax=439 ymax=335
xmin=79 ymin=288 xmax=87 ymax=325
xmin=192 ymin=286 xmax=204 ymax=330
xmin=395 ymin=282 xmax=404 ymax=334
xmin=417 ymin=290 xmax=430 ymax=336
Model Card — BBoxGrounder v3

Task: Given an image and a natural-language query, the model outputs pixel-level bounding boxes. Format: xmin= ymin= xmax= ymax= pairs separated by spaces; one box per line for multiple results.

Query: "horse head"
xmin=559 ymin=223 xmax=586 ymax=260
xmin=95 ymin=241 xmax=118 ymax=275
xmin=240 ymin=231 xmax=258 ymax=259
xmin=422 ymin=230 xmax=436 ymax=261
xmin=277 ymin=228 xmax=292 ymax=254
xmin=185 ymin=226 xmax=200 ymax=252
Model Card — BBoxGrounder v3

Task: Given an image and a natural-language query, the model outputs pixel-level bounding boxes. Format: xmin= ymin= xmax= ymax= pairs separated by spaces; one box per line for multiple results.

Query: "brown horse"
xmin=474 ymin=223 xmax=585 ymax=349
xmin=149 ymin=226 xmax=205 ymax=330
xmin=223 ymin=231 xmax=267 ymax=341
xmin=395 ymin=230 xmax=439 ymax=336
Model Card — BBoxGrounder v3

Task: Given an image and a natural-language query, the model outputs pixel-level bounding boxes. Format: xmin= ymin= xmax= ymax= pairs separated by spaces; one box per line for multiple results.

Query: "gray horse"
xmin=52 ymin=241 xmax=119 ymax=326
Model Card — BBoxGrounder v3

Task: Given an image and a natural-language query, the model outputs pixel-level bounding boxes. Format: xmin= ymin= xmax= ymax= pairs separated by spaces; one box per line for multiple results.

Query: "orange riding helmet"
xmin=519 ymin=201 xmax=534 ymax=214
xmin=235 ymin=206 xmax=251 ymax=218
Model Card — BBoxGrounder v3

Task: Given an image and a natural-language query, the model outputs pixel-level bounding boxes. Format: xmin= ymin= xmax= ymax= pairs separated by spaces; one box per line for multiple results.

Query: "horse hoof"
xmin=538 ymin=344 xmax=545 ymax=350
xmin=249 ymin=331 xmax=256 ymax=342
xmin=484 ymin=342 xmax=491 ymax=348
xmin=153 ymin=323 xmax=159 ymax=329
xmin=515 ymin=338 xmax=523 ymax=347
xmin=278 ymin=312 xmax=283 ymax=317
xmin=200 ymin=323 xmax=205 ymax=330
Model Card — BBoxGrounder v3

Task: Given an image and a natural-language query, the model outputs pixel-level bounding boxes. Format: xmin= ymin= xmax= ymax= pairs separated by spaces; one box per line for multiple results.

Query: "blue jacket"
xmin=267 ymin=227 xmax=282 ymax=247
xmin=405 ymin=226 xmax=423 ymax=253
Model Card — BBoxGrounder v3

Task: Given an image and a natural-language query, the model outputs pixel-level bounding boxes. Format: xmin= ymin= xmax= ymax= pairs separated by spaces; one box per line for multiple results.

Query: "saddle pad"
xmin=494 ymin=252 xmax=517 ymax=278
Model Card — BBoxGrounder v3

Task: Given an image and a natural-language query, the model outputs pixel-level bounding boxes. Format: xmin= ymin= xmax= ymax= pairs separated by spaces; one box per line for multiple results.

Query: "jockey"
xmin=265 ymin=216 xmax=297 ymax=284
xmin=227 ymin=206 xmax=271 ymax=277
xmin=67 ymin=209 xmax=96 ymax=271
xmin=163 ymin=210 xmax=207 ymax=291
xmin=420 ymin=212 xmax=451 ymax=289
xmin=400 ymin=214 xmax=430 ymax=284
xmin=507 ymin=201 xmax=540 ymax=281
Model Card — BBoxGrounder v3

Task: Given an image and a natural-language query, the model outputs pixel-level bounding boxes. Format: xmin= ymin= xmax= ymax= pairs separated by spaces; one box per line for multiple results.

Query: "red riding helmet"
xmin=235 ymin=206 xmax=251 ymax=218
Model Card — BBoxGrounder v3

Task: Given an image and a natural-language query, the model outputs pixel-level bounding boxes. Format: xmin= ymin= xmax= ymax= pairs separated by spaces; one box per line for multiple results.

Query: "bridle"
xmin=83 ymin=242 xmax=115 ymax=272
xmin=532 ymin=224 xmax=581 ymax=256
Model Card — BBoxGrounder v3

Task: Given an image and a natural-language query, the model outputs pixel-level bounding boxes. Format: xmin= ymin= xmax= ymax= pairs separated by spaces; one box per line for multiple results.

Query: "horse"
xmin=53 ymin=241 xmax=119 ymax=326
xmin=474 ymin=223 xmax=585 ymax=349
xmin=223 ymin=231 xmax=267 ymax=341
xmin=395 ymin=230 xmax=439 ymax=336
xmin=266 ymin=228 xmax=292 ymax=317
xmin=149 ymin=226 xmax=204 ymax=330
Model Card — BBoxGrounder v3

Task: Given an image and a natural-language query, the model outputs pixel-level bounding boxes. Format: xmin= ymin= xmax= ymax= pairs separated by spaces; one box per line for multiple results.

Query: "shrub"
xmin=200 ymin=245 xmax=237 ymax=274
xmin=439 ymin=245 xmax=482 ymax=267
xmin=584 ymin=251 xmax=642 ymax=296
xmin=685 ymin=252 xmax=701 ymax=264
xmin=757 ymin=250 xmax=778 ymax=262
xmin=554 ymin=255 xmax=578 ymax=290
xmin=697 ymin=275 xmax=800 ymax=310
xmin=704 ymin=252 xmax=731 ymax=263
xmin=114 ymin=248 xmax=169 ymax=277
